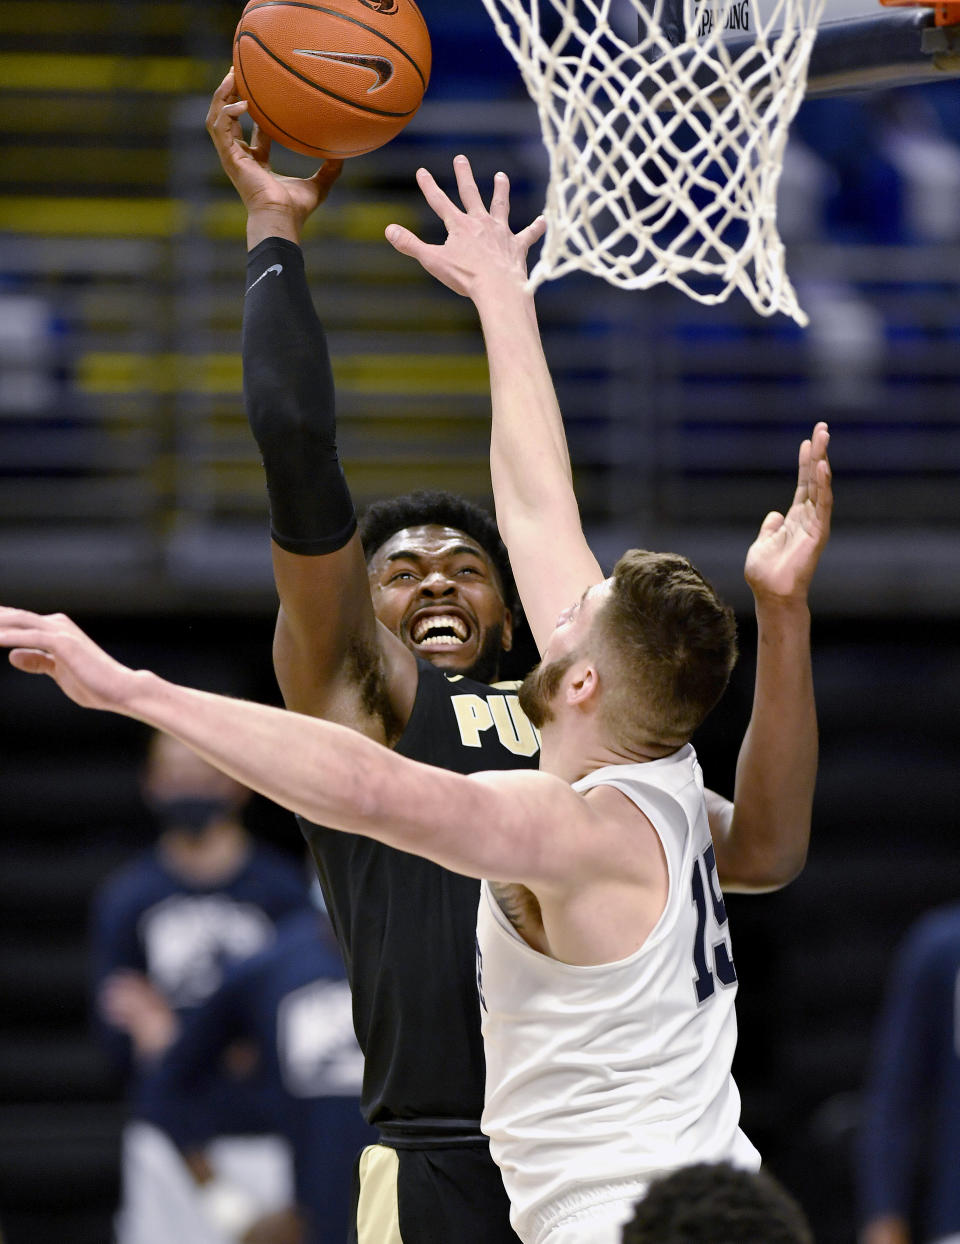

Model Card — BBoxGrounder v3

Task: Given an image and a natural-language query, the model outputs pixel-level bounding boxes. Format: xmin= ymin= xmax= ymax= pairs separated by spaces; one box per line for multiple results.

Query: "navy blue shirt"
xmin=146 ymin=908 xmax=375 ymax=1243
xmin=858 ymin=902 xmax=960 ymax=1238
xmin=90 ymin=840 xmax=311 ymax=1137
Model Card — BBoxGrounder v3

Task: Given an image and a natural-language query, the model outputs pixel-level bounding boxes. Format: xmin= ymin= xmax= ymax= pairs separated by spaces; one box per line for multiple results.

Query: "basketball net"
xmin=480 ymin=0 xmax=827 ymax=323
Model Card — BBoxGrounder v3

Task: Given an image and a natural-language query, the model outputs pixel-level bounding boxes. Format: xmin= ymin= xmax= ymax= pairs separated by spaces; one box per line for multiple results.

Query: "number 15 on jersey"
xmin=691 ymin=843 xmax=737 ymax=1004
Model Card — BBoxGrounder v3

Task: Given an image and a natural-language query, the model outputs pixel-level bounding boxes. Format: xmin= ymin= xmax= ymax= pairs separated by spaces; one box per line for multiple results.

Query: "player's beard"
xmin=462 ymin=622 xmax=506 ymax=685
xmin=517 ymin=653 xmax=576 ymax=729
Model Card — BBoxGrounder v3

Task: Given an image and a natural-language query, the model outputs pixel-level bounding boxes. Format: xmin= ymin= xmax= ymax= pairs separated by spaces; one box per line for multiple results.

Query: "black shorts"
xmin=349 ymin=1133 xmax=522 ymax=1244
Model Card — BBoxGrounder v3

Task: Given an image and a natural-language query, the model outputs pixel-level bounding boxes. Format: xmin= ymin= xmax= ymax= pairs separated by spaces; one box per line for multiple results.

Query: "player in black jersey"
xmin=202 ymin=74 xmax=825 ymax=1244
xmin=204 ymin=72 xmax=541 ymax=1241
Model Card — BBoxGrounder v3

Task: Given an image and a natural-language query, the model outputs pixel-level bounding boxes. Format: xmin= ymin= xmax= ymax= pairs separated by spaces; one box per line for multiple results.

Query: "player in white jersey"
xmin=477 ymin=750 xmax=760 ymax=1244
xmin=381 ymin=156 xmax=831 ymax=1239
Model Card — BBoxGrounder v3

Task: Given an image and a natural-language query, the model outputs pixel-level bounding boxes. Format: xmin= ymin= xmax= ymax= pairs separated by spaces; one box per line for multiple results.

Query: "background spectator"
xmin=90 ymin=730 xmax=312 ymax=1243
xmin=857 ymin=902 xmax=960 ymax=1244
xmin=146 ymin=890 xmax=375 ymax=1244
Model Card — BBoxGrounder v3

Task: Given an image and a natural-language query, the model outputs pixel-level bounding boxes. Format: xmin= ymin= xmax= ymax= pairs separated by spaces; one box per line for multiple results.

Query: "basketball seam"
xmin=237 ymin=33 xmax=419 ymax=120
xmin=239 ymin=0 xmax=429 ymax=89
xmin=236 ymin=44 xmax=404 ymax=152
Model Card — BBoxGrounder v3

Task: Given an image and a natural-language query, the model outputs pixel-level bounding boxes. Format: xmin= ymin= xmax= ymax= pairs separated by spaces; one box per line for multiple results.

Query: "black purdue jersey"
xmin=299 ymin=659 xmax=541 ymax=1127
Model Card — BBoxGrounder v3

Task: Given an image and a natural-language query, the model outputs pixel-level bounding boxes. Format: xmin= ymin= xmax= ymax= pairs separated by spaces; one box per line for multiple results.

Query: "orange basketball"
xmin=233 ymin=0 xmax=431 ymax=159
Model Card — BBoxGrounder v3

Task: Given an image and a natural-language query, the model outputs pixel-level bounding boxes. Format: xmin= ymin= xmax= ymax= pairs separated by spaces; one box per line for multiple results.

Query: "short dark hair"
xmin=359 ymin=490 xmax=519 ymax=617
xmin=622 ymin=1163 xmax=813 ymax=1244
xmin=595 ymin=549 xmax=737 ymax=748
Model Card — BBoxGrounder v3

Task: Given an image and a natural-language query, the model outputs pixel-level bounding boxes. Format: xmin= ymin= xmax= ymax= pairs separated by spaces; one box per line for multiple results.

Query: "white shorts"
xmin=114 ymin=1121 xmax=293 ymax=1244
xmin=528 ymin=1179 xmax=649 ymax=1244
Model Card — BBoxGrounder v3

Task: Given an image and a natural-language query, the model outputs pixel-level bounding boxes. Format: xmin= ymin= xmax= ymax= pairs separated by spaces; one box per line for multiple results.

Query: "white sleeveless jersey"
xmin=476 ymin=745 xmax=760 ymax=1244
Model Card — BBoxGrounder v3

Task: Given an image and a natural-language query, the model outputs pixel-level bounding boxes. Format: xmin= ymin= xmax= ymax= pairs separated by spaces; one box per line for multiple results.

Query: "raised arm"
xmin=387 ymin=157 xmax=832 ymax=891
xmin=207 ymin=70 xmax=414 ymax=738
xmin=385 ymin=156 xmax=603 ymax=654
xmin=711 ymin=423 xmax=832 ymax=891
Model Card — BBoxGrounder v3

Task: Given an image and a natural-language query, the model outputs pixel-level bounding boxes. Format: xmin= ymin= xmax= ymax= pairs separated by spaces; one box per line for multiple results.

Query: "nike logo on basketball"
xmin=246 ymin=263 xmax=282 ymax=295
xmin=295 ymin=49 xmax=395 ymax=92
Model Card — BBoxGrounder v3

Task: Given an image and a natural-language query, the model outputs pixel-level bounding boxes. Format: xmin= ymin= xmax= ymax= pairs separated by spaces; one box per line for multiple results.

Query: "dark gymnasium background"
xmin=0 ymin=3 xmax=958 ymax=1242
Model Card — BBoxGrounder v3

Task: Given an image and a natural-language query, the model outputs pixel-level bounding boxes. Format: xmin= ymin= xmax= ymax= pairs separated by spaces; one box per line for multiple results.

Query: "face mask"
xmin=149 ymin=796 xmax=234 ymax=835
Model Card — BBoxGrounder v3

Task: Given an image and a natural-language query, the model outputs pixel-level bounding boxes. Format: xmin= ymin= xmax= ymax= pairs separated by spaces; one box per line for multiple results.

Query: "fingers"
xmin=208 ymin=97 xmax=252 ymax=163
xmin=310 ymin=158 xmax=344 ymax=196
xmin=0 ymin=607 xmax=53 ymax=647
xmin=453 ymin=153 xmax=486 ymax=215
xmin=3 ymin=626 xmax=56 ymax=656
xmin=487 ymin=169 xmax=511 ymax=223
xmin=517 ymin=215 xmax=547 ymax=251
xmin=757 ymin=510 xmax=785 ymax=538
xmin=216 ymin=66 xmax=238 ymax=101
xmin=791 ymin=436 xmax=812 ymax=509
xmin=206 ymin=67 xmax=239 ymax=126
xmin=0 ymin=609 xmax=72 ymax=667
xmin=804 ymin=422 xmax=831 ymax=524
xmin=317 ymin=158 xmax=344 ymax=185
xmin=8 ymin=649 xmax=55 ymax=676
xmin=415 ymin=166 xmax=461 ymax=229
xmin=385 ymin=222 xmax=470 ymax=295
xmin=814 ymin=455 xmax=833 ymax=535
xmin=248 ymin=121 xmax=270 ymax=164
xmin=384 ymin=222 xmax=434 ymax=265
xmin=206 ymin=67 xmax=245 ymax=136
xmin=0 ymin=605 xmax=71 ymax=629
xmin=0 ymin=604 xmax=44 ymax=624
xmin=791 ymin=421 xmax=830 ymax=510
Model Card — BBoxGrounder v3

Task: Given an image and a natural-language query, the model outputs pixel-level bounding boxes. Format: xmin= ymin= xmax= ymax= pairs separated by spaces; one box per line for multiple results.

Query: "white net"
xmin=480 ymin=0 xmax=827 ymax=323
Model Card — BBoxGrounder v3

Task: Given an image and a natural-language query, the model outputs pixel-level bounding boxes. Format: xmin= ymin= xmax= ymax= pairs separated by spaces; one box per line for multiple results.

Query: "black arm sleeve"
xmin=243 ymin=236 xmax=357 ymax=554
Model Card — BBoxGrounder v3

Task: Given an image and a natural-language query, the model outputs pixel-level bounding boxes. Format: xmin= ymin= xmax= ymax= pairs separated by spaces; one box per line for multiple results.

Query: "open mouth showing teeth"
xmin=412 ymin=615 xmax=469 ymax=646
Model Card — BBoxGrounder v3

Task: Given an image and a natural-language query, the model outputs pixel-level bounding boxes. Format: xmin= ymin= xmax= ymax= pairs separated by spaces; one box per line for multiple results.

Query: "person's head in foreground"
xmin=622 ymin=1162 xmax=814 ymax=1244
xmin=361 ymin=489 xmax=517 ymax=685
xmin=518 ymin=549 xmax=738 ymax=758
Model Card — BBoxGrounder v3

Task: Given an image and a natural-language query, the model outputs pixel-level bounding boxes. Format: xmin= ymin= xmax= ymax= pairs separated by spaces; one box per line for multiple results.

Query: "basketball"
xmin=233 ymin=0 xmax=431 ymax=160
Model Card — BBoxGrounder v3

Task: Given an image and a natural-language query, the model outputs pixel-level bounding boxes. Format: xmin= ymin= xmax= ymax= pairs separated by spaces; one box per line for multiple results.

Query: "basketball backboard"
xmin=681 ymin=0 xmax=960 ymax=93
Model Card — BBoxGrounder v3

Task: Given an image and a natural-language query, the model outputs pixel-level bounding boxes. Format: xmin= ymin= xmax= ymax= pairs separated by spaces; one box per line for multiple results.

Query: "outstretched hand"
xmin=205 ymin=68 xmax=342 ymax=242
xmin=0 ymin=607 xmax=141 ymax=713
xmin=744 ymin=422 xmax=832 ymax=606
xmin=385 ymin=154 xmax=546 ymax=301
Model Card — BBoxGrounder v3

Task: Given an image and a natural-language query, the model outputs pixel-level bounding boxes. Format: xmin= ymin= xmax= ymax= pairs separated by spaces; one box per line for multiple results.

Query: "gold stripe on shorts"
xmin=356 ymin=1143 xmax=403 ymax=1244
